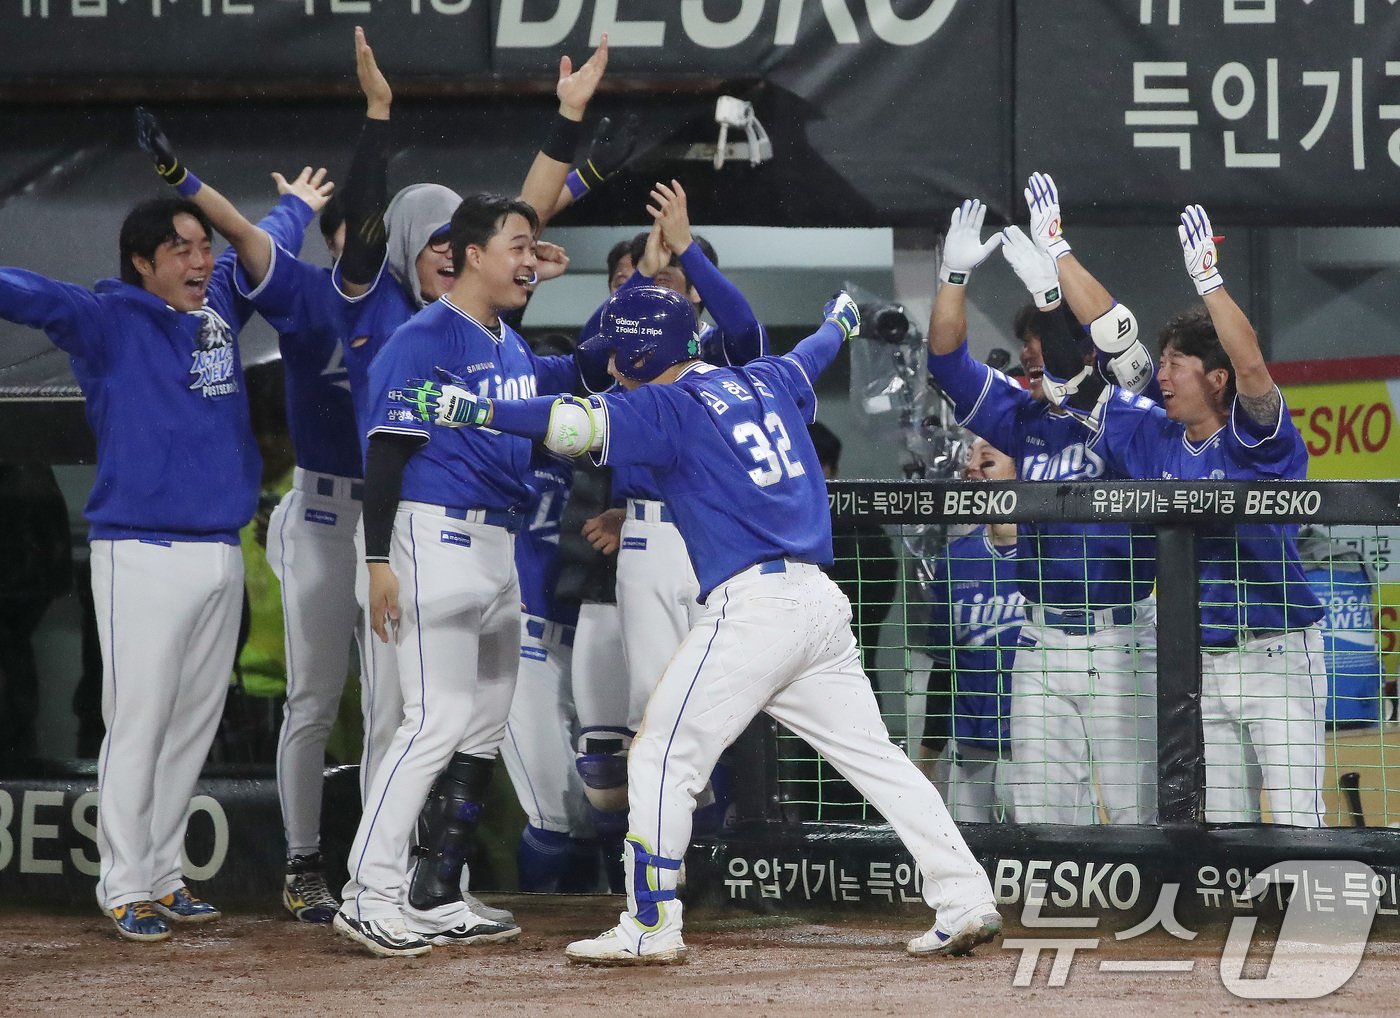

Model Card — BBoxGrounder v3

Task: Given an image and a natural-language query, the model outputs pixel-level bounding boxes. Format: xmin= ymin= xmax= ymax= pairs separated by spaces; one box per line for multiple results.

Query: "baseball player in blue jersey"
xmin=256 ymin=190 xmax=366 ymax=924
xmin=332 ymin=192 xmax=592 ymax=958
xmin=569 ymin=187 xmax=767 ymax=853
xmin=926 ymin=198 xmax=1158 ymax=826
xmin=247 ymin=28 xmax=612 ymax=924
xmin=1038 ymin=204 xmax=1326 ymax=826
xmin=401 ymin=285 xmax=1001 ymax=964
xmin=0 ymin=112 xmax=330 ymax=942
xmin=928 ymin=439 xmax=1024 ymax=822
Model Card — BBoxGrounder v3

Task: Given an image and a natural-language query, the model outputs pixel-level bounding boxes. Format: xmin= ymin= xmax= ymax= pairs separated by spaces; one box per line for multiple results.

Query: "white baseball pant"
xmin=1008 ymin=599 xmax=1158 ymax=824
xmin=616 ymin=500 xmax=703 ymax=731
xmin=628 ymin=561 xmax=994 ymax=926
xmin=354 ymin=517 xmax=402 ymax=804
xmin=1201 ymin=627 xmax=1325 ymax=827
xmin=91 ymin=539 xmax=242 ymax=912
xmin=341 ymin=505 xmax=521 ymax=922
xmin=267 ymin=469 xmax=363 ymax=857
xmin=572 ymin=602 xmax=628 ymax=735
xmin=501 ymin=615 xmax=589 ymax=834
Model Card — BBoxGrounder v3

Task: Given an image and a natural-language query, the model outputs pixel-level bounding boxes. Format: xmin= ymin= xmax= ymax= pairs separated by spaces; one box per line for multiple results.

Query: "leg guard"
xmin=575 ymin=727 xmax=631 ymax=813
xmin=624 ymin=834 xmax=682 ymax=931
xmin=517 ymin=824 xmax=570 ymax=894
xmin=407 ymin=752 xmax=494 ymax=911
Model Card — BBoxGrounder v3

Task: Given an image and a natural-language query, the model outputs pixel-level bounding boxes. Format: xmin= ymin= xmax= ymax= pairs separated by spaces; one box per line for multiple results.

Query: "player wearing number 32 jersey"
xmin=399 ymin=284 xmax=1000 ymax=965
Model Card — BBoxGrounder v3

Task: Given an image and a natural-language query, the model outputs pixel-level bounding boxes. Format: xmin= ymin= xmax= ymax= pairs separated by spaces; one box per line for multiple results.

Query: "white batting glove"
xmin=939 ymin=199 xmax=1003 ymax=286
xmin=1179 ymin=203 xmax=1223 ymax=296
xmin=1000 ymin=226 xmax=1061 ymax=310
xmin=1024 ymin=171 xmax=1071 ymax=260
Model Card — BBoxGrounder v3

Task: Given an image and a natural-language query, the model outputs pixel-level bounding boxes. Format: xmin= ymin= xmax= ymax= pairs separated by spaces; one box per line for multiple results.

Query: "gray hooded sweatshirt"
xmin=382 ymin=183 xmax=463 ymax=309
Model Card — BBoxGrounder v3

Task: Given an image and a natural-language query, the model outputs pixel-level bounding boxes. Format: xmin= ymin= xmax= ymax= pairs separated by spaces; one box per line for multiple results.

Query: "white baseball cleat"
xmin=907 ymin=909 xmax=1003 ymax=957
xmin=565 ymin=919 xmax=688 ymax=966
xmin=332 ymin=911 xmax=432 ymax=959
xmin=404 ymin=900 xmax=521 ymax=946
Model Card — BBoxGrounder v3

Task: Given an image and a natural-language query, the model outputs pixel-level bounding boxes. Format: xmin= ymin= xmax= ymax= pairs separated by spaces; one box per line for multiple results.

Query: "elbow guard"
xmin=1106 ymin=342 xmax=1154 ymax=394
xmin=1088 ymin=302 xmax=1139 ymax=355
xmin=544 ymin=396 xmax=602 ymax=458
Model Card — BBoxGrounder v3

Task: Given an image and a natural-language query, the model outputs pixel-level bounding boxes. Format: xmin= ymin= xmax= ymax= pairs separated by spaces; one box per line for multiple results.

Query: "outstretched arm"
xmin=520 ymin=36 xmax=609 ymax=230
xmin=1179 ymin=203 xmax=1277 ymax=422
xmin=338 ymin=26 xmax=394 ymax=297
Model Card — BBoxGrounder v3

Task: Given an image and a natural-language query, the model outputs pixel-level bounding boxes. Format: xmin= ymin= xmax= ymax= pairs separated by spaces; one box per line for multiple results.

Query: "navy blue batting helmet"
xmin=584 ymin=284 xmax=701 ymax=382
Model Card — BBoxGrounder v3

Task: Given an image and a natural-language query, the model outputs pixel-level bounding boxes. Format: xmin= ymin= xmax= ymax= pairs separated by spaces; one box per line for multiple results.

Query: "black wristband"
xmin=541 ymin=112 xmax=583 ymax=163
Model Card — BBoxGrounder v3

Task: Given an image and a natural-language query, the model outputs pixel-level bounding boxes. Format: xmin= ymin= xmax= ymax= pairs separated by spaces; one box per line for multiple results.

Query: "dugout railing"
xmin=686 ymin=478 xmax=1400 ymax=924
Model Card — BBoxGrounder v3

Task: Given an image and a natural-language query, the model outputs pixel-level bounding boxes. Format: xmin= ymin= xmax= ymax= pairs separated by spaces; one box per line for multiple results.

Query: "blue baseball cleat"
xmin=151 ymin=886 xmax=221 ymax=924
xmin=110 ymin=901 xmax=172 ymax=942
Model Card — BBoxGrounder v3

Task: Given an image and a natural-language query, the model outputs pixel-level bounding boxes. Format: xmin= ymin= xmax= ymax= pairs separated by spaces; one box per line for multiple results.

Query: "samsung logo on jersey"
xmin=1021 ymin=444 xmax=1105 ymax=481
xmin=305 ymin=509 xmax=338 ymax=526
xmin=943 ymin=490 xmax=1018 ymax=516
xmin=622 ymin=537 xmax=648 ymax=550
xmin=441 ymin=531 xmax=472 ymax=548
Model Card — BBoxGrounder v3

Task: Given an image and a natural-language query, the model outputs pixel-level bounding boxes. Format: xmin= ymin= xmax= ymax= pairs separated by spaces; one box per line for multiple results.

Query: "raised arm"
xmin=650 ymin=179 xmax=765 ymax=361
xmin=1179 ymin=204 xmax=1278 ymax=421
xmin=1023 ymin=171 xmax=1154 ymax=396
xmin=550 ymin=113 xmax=640 ymax=219
xmin=337 ymin=26 xmax=394 ymax=298
xmin=927 ymin=199 xmax=1002 ymax=356
xmin=520 ymin=36 xmax=609 ymax=229
xmin=134 ymin=109 xmax=332 ymax=287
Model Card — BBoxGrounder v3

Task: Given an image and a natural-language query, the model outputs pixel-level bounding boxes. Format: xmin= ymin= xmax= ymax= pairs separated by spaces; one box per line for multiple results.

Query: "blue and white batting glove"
xmin=823 ymin=291 xmax=861 ymax=341
xmin=400 ymin=374 xmax=492 ymax=428
xmin=1024 ymin=171 xmax=1071 ymax=261
xmin=940 ymin=199 xmax=1003 ymax=286
xmin=1179 ymin=203 xmax=1223 ymax=296
xmin=1000 ymin=226 xmax=1061 ymax=310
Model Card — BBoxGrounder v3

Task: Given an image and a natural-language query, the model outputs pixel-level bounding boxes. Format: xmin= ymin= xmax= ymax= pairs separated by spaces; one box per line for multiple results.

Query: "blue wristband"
xmin=565 ymin=169 xmax=591 ymax=200
xmin=175 ymin=171 xmax=203 ymax=197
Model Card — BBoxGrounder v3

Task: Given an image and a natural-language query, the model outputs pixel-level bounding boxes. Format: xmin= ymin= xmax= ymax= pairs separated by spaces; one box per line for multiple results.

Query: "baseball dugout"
xmin=687 ymin=478 xmax=1400 ymax=926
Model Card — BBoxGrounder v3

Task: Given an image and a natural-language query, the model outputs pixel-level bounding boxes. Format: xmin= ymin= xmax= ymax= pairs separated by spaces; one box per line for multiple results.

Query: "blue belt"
xmin=441 ymin=505 xmax=524 ymax=533
xmin=632 ymin=501 xmax=675 ymax=523
xmin=758 ymin=560 xmax=787 ymax=575
xmin=316 ymin=478 xmax=365 ymax=500
xmin=525 ymin=617 xmax=576 ymax=647
xmin=1030 ymin=603 xmax=1136 ymax=636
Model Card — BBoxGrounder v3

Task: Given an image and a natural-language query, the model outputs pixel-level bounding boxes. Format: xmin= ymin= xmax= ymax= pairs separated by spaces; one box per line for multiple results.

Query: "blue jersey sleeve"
xmin=775 ymin=321 xmax=843 ymax=409
xmin=1227 ymin=388 xmax=1308 ymax=477
xmin=529 ymin=349 xmax=582 ymax=397
xmin=259 ymin=194 xmax=316 ymax=257
xmin=677 ymin=242 xmax=765 ymax=365
xmin=0 ymin=269 xmax=106 ymax=361
xmin=366 ymin=331 xmax=433 ymax=443
xmin=928 ymin=343 xmax=1038 ymax=460
xmin=593 ymin=386 xmax=682 ymax=472
xmin=750 ymin=347 xmax=824 ymax=425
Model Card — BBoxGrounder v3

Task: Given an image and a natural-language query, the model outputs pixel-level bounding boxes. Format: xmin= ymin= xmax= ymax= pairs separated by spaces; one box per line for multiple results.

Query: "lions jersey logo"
xmin=189 ymin=308 xmax=238 ymax=398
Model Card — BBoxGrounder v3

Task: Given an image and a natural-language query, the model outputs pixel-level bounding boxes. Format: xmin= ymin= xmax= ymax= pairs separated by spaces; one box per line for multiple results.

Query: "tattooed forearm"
xmin=1238 ymin=387 xmax=1281 ymax=427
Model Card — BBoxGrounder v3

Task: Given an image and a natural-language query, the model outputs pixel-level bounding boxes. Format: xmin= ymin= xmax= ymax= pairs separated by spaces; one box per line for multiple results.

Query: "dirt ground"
xmin=3 ymin=896 xmax=1399 ymax=1017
